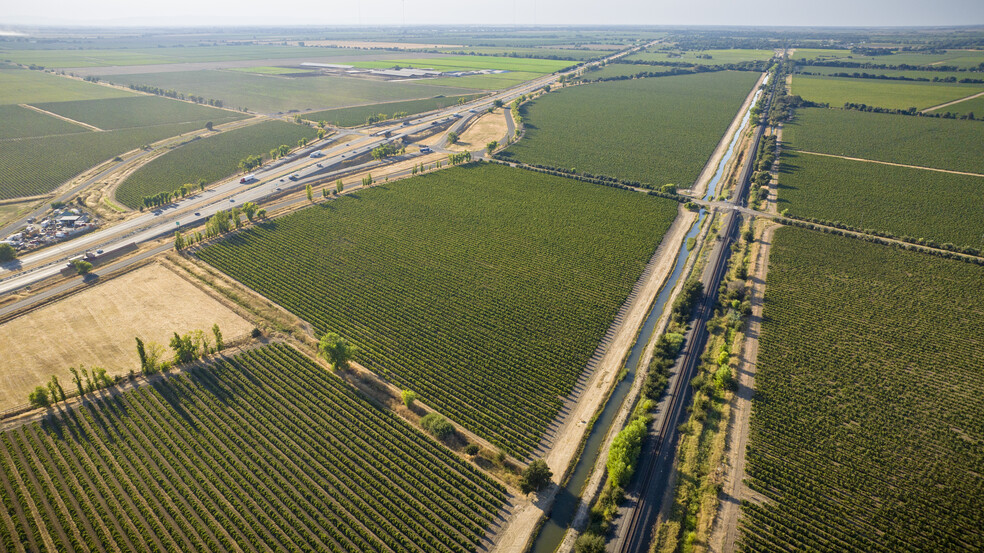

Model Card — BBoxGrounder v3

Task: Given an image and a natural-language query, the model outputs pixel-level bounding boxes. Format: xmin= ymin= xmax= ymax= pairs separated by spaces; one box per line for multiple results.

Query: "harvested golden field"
xmin=0 ymin=263 xmax=251 ymax=410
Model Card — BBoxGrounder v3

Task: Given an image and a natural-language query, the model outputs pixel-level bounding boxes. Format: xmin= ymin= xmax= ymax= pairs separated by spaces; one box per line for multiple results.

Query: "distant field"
xmin=500 ymin=71 xmax=759 ymax=186
xmin=0 ymin=263 xmax=251 ymax=411
xmin=791 ymin=48 xmax=984 ymax=68
xmin=436 ymin=46 xmax=613 ymax=60
xmin=784 ymin=107 xmax=984 ymax=173
xmin=226 ymin=66 xmax=315 ymax=75
xmin=791 ymin=74 xmax=984 ymax=109
xmin=0 ymin=45 xmax=386 ymax=68
xmin=31 ymin=95 xmax=245 ymax=130
xmin=741 ymin=227 xmax=984 ymax=552
xmin=357 ymin=54 xmax=572 ymax=73
xmin=0 ymin=66 xmax=136 ymax=104
xmin=0 ymin=343 xmax=507 ymax=552
xmin=777 ymin=151 xmax=984 ymax=247
xmin=424 ymin=71 xmax=545 ymax=90
xmin=303 ymin=93 xmax=484 ymax=127
xmin=104 ymin=70 xmax=477 ymax=113
xmin=584 ymin=63 xmax=681 ymax=80
xmin=0 ymin=104 xmax=87 ymax=140
xmin=797 ymin=65 xmax=978 ymax=82
xmin=623 ymin=48 xmax=773 ymax=65
xmin=116 ymin=120 xmax=317 ymax=208
xmin=0 ymin=121 xmax=205 ymax=200
xmin=199 ymin=164 xmax=679 ymax=456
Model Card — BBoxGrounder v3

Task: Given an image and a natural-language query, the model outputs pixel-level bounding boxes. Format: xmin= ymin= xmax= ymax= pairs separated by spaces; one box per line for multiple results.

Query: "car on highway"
xmin=229 ymin=199 xmax=235 ymax=203
xmin=194 ymin=212 xmax=200 ymax=216
xmin=316 ymin=163 xmax=323 ymax=167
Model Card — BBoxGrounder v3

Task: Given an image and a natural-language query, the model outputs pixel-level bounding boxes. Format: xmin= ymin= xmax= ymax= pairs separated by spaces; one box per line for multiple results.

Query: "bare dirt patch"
xmin=0 ymin=262 xmax=252 ymax=411
xmin=708 ymin=221 xmax=778 ymax=553
xmin=446 ymin=109 xmax=509 ymax=152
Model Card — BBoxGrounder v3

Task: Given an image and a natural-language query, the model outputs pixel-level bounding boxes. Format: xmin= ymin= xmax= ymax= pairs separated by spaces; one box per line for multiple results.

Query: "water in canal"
xmin=527 ymin=83 xmax=763 ymax=553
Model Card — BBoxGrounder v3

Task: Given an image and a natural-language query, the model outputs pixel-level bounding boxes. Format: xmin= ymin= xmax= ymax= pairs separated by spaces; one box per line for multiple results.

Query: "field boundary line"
xmin=921 ymin=90 xmax=984 ymax=113
xmin=19 ymin=103 xmax=104 ymax=132
xmin=795 ymin=150 xmax=984 ymax=178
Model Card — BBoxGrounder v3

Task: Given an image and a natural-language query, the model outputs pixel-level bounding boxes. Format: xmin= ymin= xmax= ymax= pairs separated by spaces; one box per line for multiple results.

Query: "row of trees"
xmin=28 ymin=324 xmax=228 ymax=409
xmin=125 ymin=83 xmax=223 ymax=107
xmin=141 ymin=180 xmax=206 ymax=209
xmin=175 ymin=203 xmax=264 ymax=250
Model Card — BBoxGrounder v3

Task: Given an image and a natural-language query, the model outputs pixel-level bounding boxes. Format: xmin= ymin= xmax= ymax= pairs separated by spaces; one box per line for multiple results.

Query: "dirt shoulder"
xmin=492 ymin=205 xmax=697 ymax=552
xmin=795 ymin=150 xmax=984 ymax=178
xmin=708 ymin=221 xmax=778 ymax=553
xmin=921 ymin=90 xmax=984 ymax=113
xmin=688 ymin=72 xmax=767 ymax=198
xmin=446 ymin=109 xmax=508 ymax=153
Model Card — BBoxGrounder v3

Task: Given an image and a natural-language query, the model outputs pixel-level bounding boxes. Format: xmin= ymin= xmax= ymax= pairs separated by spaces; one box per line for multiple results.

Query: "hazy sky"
xmin=2 ymin=0 xmax=983 ymax=27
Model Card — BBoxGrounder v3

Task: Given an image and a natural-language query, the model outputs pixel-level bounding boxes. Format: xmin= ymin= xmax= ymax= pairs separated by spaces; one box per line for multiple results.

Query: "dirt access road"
xmin=491 ymin=205 xmax=696 ymax=552
xmin=708 ymin=221 xmax=778 ymax=553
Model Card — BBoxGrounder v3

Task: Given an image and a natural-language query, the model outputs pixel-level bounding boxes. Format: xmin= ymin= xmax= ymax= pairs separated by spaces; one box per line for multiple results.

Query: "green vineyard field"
xmin=776 ymin=150 xmax=984 ymax=248
xmin=790 ymin=74 xmax=984 ymax=110
xmin=31 ymin=96 xmax=245 ymax=131
xmin=783 ymin=107 xmax=984 ymax=174
xmin=0 ymin=105 xmax=88 ymax=140
xmin=0 ymin=343 xmax=506 ymax=552
xmin=498 ymin=71 xmax=759 ymax=186
xmin=304 ymin=94 xmax=483 ymax=127
xmin=0 ymin=121 xmax=207 ymax=201
xmin=741 ymin=228 xmax=984 ymax=552
xmin=198 ymin=164 xmax=679 ymax=456
xmin=0 ymin=66 xmax=136 ymax=105
xmin=115 ymin=120 xmax=317 ymax=208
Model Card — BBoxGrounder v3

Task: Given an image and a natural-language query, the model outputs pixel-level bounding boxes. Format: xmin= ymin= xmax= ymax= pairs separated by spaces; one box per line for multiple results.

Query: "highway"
xmin=0 ymin=67 xmax=574 ymax=297
xmin=610 ymin=68 xmax=778 ymax=553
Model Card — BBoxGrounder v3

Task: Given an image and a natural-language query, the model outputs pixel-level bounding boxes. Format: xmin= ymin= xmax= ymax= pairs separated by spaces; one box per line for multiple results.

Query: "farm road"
xmin=796 ymin=150 xmax=984 ymax=178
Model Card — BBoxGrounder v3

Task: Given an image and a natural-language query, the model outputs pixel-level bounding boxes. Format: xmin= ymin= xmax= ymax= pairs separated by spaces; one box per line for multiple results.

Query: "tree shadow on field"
xmin=151 ymin=378 xmax=197 ymax=429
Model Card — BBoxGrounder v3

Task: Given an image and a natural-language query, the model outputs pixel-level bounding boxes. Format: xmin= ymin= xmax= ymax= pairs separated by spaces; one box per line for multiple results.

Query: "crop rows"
xmin=777 ymin=150 xmax=984 ymax=249
xmin=0 ymin=66 xmax=136 ymax=105
xmin=499 ymin=71 xmax=759 ymax=186
xmin=0 ymin=121 xmax=207 ymax=201
xmin=198 ymin=164 xmax=678 ymax=455
xmin=0 ymin=343 xmax=506 ymax=552
xmin=790 ymin=74 xmax=984 ymax=110
xmin=0 ymin=105 xmax=89 ymax=140
xmin=31 ymin=95 xmax=244 ymax=131
xmin=116 ymin=120 xmax=317 ymax=208
xmin=739 ymin=228 xmax=984 ymax=552
xmin=783 ymin=107 xmax=984 ymax=174
xmin=304 ymin=94 xmax=483 ymax=127
xmin=105 ymin=70 xmax=478 ymax=114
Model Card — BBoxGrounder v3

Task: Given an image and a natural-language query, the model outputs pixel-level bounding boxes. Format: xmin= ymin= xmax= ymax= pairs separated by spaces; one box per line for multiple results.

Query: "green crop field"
xmin=499 ymin=71 xmax=759 ymax=186
xmin=623 ymin=48 xmax=773 ymax=66
xmin=424 ymin=72 xmax=545 ymax=90
xmin=227 ymin=66 xmax=316 ymax=75
xmin=355 ymin=55 xmax=571 ymax=73
xmin=198 ymin=164 xmax=679 ymax=456
xmin=797 ymin=65 xmax=977 ymax=82
xmin=0 ymin=45 xmax=385 ymax=68
xmin=104 ymin=70 xmax=477 ymax=113
xmin=583 ymin=63 xmax=681 ymax=80
xmin=0 ymin=67 xmax=136 ymax=104
xmin=790 ymin=75 xmax=984 ymax=110
xmin=784 ymin=107 xmax=984 ymax=173
xmin=928 ymin=92 xmax=984 ymax=115
xmin=116 ymin=120 xmax=318 ymax=208
xmin=436 ymin=47 xmax=613 ymax=61
xmin=0 ymin=122 xmax=206 ymax=200
xmin=777 ymin=151 xmax=984 ymax=248
xmin=31 ymin=96 xmax=245 ymax=130
xmin=0 ymin=105 xmax=88 ymax=140
xmin=740 ymin=228 xmax=984 ymax=552
xmin=791 ymin=48 xmax=984 ymax=68
xmin=0 ymin=343 xmax=506 ymax=553
xmin=304 ymin=94 xmax=484 ymax=127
